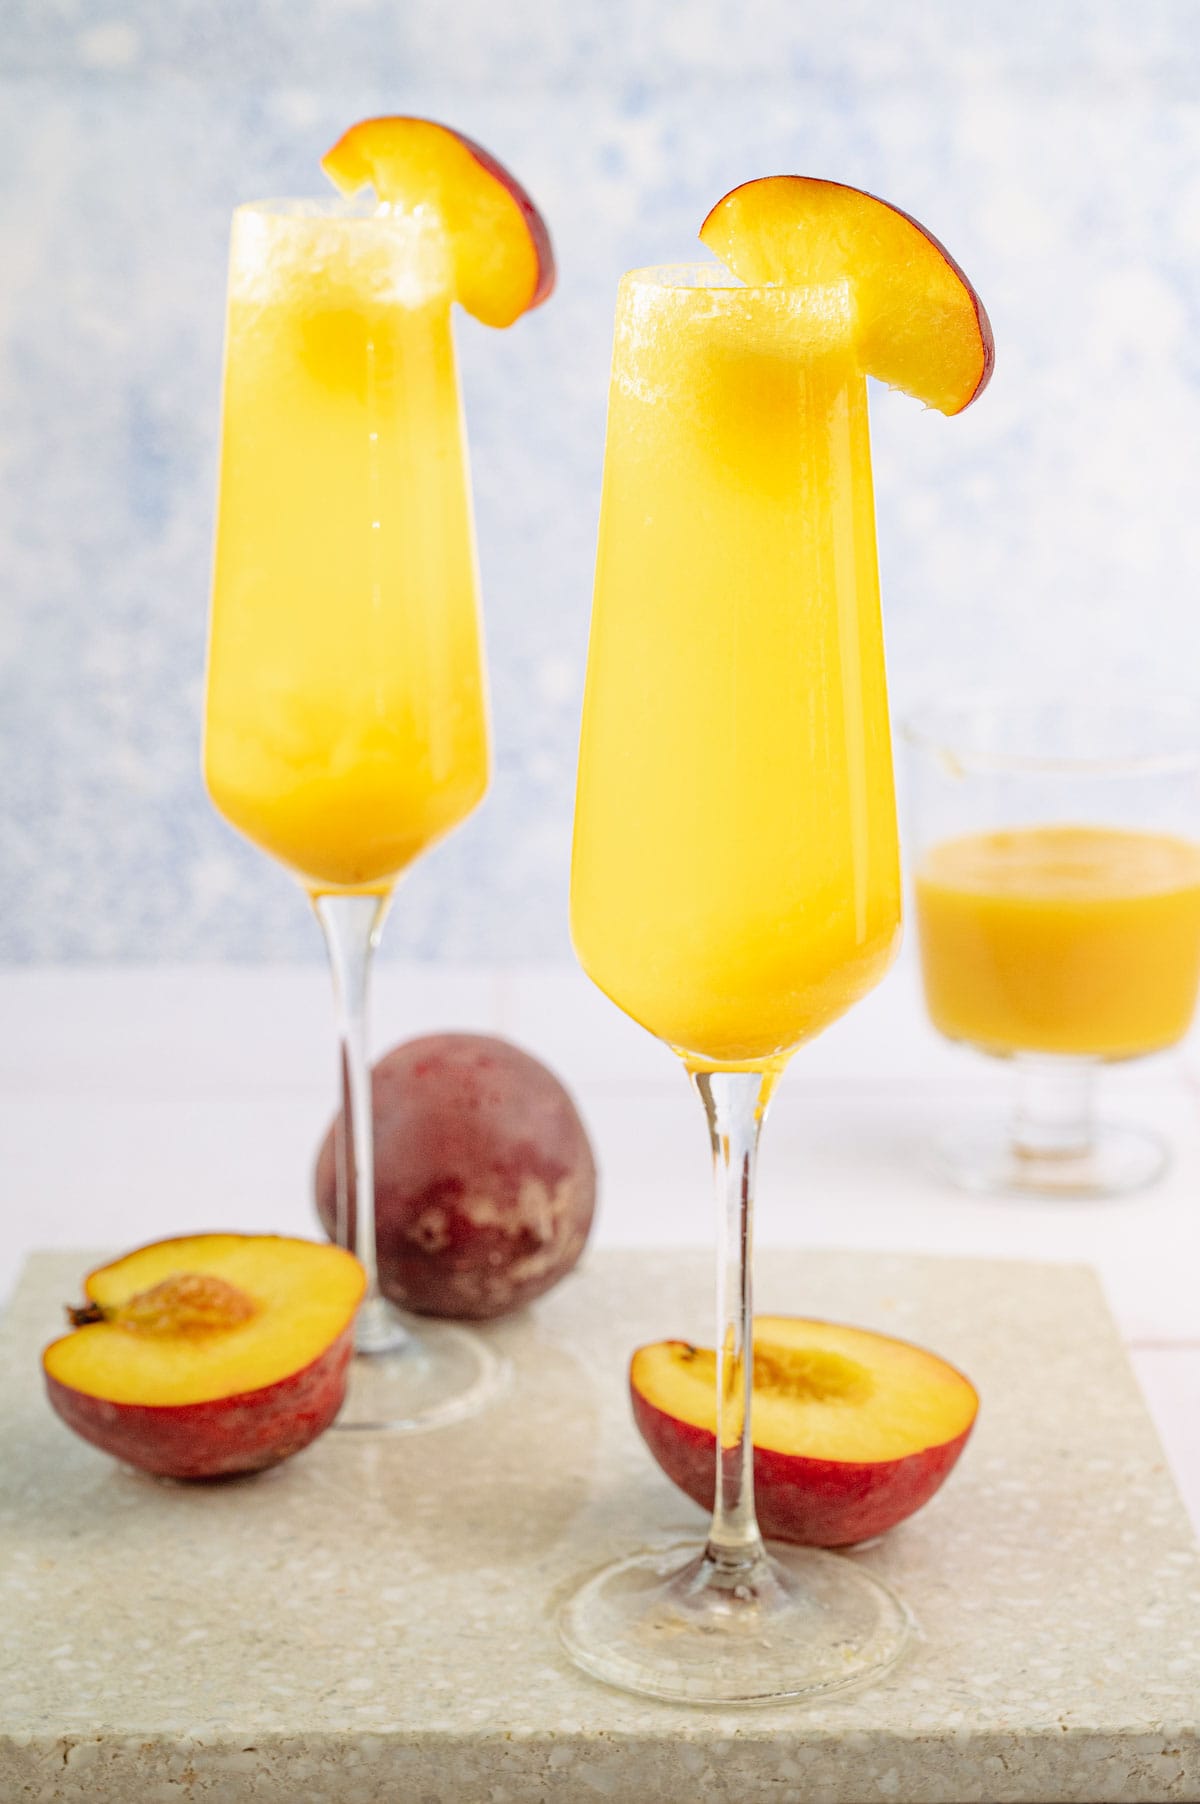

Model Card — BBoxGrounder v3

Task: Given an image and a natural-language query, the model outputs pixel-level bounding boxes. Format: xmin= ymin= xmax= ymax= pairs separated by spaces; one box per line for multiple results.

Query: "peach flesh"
xmin=43 ymin=1235 xmax=364 ymax=1480
xmin=321 ymin=115 xmax=555 ymax=325
xmin=699 ymin=174 xmax=994 ymax=415
xmin=632 ymin=1319 xmax=978 ymax=1547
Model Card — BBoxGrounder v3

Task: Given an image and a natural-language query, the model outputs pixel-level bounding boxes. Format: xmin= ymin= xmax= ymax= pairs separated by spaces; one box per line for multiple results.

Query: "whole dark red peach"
xmin=315 ymin=1034 xmax=596 ymax=1320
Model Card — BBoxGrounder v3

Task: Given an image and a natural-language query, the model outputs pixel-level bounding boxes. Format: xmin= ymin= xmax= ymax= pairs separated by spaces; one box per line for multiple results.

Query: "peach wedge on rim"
xmin=322 ymin=116 xmax=555 ymax=329
xmin=700 ymin=176 xmax=993 ymax=415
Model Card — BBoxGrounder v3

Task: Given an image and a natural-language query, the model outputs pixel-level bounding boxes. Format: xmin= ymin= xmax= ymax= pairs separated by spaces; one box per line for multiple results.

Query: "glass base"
xmin=935 ymin=1119 xmax=1169 ymax=1199
xmin=558 ymin=1540 xmax=911 ymax=1706
xmin=334 ymin=1306 xmax=508 ymax=1434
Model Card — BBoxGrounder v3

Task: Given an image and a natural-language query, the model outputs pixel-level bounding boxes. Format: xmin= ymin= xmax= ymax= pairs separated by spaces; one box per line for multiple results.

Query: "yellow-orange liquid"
xmin=571 ymin=271 xmax=901 ymax=1068
xmin=204 ymin=204 xmax=488 ymax=893
xmin=916 ymin=825 xmax=1200 ymax=1058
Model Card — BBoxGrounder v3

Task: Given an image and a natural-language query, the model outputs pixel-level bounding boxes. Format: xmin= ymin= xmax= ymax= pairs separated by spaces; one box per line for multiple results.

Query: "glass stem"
xmin=689 ymin=1066 xmax=778 ymax=1583
xmin=313 ymin=891 xmax=406 ymax=1356
xmin=1011 ymin=1053 xmax=1096 ymax=1161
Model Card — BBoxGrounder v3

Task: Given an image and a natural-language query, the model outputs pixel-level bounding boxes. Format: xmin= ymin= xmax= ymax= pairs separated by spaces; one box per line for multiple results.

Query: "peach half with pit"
xmin=43 ymin=1234 xmax=365 ymax=1480
xmin=631 ymin=1316 xmax=978 ymax=1546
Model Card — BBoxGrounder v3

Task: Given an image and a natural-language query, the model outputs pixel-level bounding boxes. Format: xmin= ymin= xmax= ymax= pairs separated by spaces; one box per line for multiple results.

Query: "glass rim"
xmin=620 ymin=260 xmax=853 ymax=299
xmin=233 ymin=196 xmax=395 ymax=220
xmin=900 ymin=691 xmax=1200 ymax=778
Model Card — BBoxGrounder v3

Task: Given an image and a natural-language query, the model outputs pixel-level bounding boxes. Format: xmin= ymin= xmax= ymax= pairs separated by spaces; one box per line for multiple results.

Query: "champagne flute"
xmin=561 ymin=264 xmax=910 ymax=1703
xmin=203 ymin=197 xmax=504 ymax=1431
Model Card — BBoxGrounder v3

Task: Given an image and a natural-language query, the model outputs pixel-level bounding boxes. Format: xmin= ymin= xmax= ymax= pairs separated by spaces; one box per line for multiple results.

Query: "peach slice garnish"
xmin=322 ymin=116 xmax=555 ymax=329
xmin=700 ymin=176 xmax=993 ymax=415
xmin=632 ymin=1316 xmax=979 ymax=1546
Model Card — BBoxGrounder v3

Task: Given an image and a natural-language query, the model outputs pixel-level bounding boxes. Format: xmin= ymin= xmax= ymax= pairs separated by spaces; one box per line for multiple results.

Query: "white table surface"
xmin=3 ymin=954 xmax=1197 ymax=1531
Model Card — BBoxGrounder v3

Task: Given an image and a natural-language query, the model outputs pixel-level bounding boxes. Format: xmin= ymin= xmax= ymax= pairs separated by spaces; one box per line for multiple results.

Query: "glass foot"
xmin=558 ymin=1540 xmax=911 ymax=1706
xmin=334 ymin=1309 xmax=508 ymax=1434
xmin=935 ymin=1119 xmax=1169 ymax=1199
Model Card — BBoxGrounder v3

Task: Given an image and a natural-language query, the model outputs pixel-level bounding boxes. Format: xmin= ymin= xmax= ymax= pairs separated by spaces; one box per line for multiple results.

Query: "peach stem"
xmin=689 ymin=1066 xmax=779 ymax=1586
xmin=313 ymin=889 xmax=406 ymax=1356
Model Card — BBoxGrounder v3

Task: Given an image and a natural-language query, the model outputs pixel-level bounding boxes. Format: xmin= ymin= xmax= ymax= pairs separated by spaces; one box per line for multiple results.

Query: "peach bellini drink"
xmin=907 ymin=698 xmax=1200 ymax=1198
xmin=917 ymin=825 xmax=1200 ymax=1062
xmin=571 ymin=272 xmax=899 ymax=1067
xmin=203 ymin=118 xmax=554 ymax=1432
xmin=562 ymin=178 xmax=993 ymax=1705
xmin=205 ymin=202 xmax=488 ymax=895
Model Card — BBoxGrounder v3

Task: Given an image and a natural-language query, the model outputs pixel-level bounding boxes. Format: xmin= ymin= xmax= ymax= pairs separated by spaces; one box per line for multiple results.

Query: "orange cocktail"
xmin=561 ymin=174 xmax=992 ymax=1706
xmin=917 ymin=825 xmax=1200 ymax=1060
xmin=572 ymin=272 xmax=900 ymax=1069
xmin=205 ymin=201 xmax=488 ymax=894
xmin=202 ymin=117 xmax=553 ymax=1428
xmin=907 ymin=697 xmax=1200 ymax=1197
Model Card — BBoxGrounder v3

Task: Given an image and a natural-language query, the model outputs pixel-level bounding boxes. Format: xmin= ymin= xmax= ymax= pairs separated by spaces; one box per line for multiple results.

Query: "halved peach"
xmin=321 ymin=116 xmax=555 ymax=328
xmin=43 ymin=1234 xmax=365 ymax=1480
xmin=632 ymin=1316 xmax=978 ymax=1546
xmin=700 ymin=176 xmax=993 ymax=415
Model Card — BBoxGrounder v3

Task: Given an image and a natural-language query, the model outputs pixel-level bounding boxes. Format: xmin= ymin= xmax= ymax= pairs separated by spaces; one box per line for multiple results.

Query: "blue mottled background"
xmin=4 ymin=1 xmax=1200 ymax=962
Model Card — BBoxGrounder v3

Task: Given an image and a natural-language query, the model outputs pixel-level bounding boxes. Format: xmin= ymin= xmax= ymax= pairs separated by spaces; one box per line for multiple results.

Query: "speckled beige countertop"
xmin=1 ymin=1248 xmax=1196 ymax=1803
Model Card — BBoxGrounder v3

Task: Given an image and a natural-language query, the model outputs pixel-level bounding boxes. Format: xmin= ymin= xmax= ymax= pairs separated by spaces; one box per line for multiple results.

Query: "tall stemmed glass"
xmin=203 ymin=198 xmax=504 ymax=1431
xmin=562 ymin=267 xmax=911 ymax=1703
